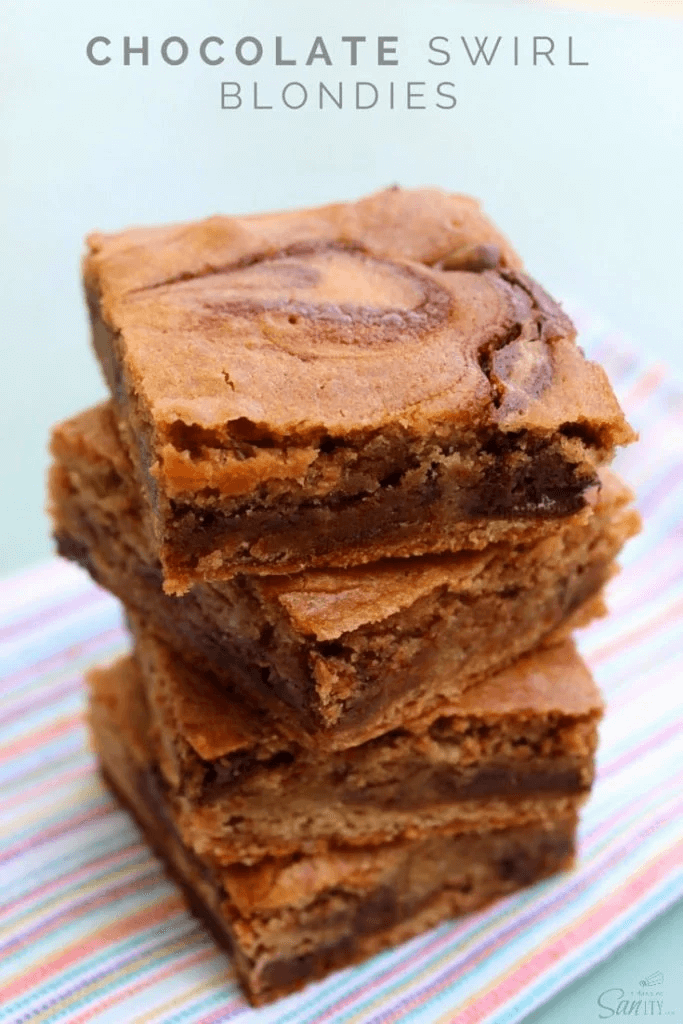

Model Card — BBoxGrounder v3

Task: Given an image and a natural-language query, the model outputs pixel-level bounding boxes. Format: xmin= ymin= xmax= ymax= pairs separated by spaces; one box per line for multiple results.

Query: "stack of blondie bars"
xmin=48 ymin=188 xmax=639 ymax=1005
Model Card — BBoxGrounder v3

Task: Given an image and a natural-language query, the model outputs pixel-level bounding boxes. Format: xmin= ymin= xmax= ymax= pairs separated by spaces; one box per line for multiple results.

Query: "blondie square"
xmin=83 ymin=187 xmax=635 ymax=593
xmin=90 ymin=618 xmax=600 ymax=864
xmin=90 ymin=645 xmax=579 ymax=1005
xmin=50 ymin=403 xmax=638 ymax=746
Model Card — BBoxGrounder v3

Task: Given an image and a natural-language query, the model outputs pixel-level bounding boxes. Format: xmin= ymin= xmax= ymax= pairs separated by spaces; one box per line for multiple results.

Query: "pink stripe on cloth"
xmin=0 ymin=801 xmax=112 ymax=868
xmin=588 ymin=595 xmax=683 ymax=665
xmin=0 ymin=762 xmax=92 ymax=811
xmin=1 ymin=869 xmax=164 ymax=958
xmin=0 ymin=677 xmax=83 ymax=729
xmin=310 ymin=800 xmax=683 ymax=1024
xmin=0 ymin=842 xmax=149 ymax=925
xmin=0 ymin=713 xmax=82 ymax=762
xmin=2 ymin=624 xmax=126 ymax=688
xmin=614 ymin=363 xmax=667 ymax=412
xmin=64 ymin=952 xmax=232 ymax=1024
xmin=599 ymin=720 xmax=683 ymax=780
xmin=0 ymin=587 xmax=112 ymax=644
xmin=0 ymin=896 xmax=188 ymax=1005
xmin=455 ymin=839 xmax=683 ymax=1024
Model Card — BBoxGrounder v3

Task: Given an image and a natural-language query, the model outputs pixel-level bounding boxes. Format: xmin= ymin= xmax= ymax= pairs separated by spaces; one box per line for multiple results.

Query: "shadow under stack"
xmin=48 ymin=187 xmax=639 ymax=1006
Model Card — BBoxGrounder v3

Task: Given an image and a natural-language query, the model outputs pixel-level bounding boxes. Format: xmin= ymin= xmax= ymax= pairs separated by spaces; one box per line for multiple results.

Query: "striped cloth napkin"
xmin=1 ymin=313 xmax=682 ymax=1024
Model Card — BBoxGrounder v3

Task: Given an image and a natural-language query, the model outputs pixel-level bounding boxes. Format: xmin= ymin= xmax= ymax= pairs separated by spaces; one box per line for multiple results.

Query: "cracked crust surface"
xmin=83 ymin=187 xmax=635 ymax=590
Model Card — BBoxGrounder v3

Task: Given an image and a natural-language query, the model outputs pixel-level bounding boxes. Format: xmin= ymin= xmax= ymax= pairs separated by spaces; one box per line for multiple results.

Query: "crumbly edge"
xmin=88 ymin=627 xmax=580 ymax=1004
xmin=93 ymin=631 xmax=598 ymax=862
xmin=48 ymin=415 xmax=632 ymax=746
xmin=98 ymin=754 xmax=576 ymax=1006
xmin=51 ymin=466 xmax=607 ymax=753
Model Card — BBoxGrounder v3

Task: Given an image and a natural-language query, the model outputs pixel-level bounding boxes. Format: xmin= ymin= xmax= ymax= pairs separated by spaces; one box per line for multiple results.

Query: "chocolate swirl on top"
xmin=86 ymin=188 xmax=632 ymax=450
xmin=152 ymin=247 xmax=456 ymax=358
xmin=109 ymin=240 xmax=578 ymax=441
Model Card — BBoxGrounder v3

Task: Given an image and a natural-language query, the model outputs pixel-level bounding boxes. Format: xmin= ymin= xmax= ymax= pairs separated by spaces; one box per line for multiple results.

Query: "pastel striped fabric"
xmin=2 ymin=315 xmax=683 ymax=1024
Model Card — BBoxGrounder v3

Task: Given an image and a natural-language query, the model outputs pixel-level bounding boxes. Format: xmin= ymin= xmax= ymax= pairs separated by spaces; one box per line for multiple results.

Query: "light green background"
xmin=1 ymin=1 xmax=681 ymax=1020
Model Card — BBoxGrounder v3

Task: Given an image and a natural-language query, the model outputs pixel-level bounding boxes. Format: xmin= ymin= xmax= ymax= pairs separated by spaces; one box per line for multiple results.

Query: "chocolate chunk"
xmin=439 ymin=243 xmax=501 ymax=272
xmin=354 ymin=885 xmax=399 ymax=934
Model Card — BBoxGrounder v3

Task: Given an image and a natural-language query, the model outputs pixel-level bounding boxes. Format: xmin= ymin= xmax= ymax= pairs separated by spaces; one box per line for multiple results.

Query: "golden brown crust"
xmin=48 ymin=398 xmax=638 ymax=648
xmin=83 ymin=185 xmax=635 ymax=459
xmin=257 ymin=472 xmax=637 ymax=641
xmin=84 ymin=186 xmax=523 ymax=302
xmin=100 ymin=756 xmax=576 ymax=1007
xmin=86 ymin=232 xmax=632 ymax=445
xmin=81 ymin=188 xmax=636 ymax=587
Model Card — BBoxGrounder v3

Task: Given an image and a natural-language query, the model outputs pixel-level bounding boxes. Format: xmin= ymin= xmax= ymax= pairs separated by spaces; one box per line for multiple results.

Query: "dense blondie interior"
xmin=97 ymin=620 xmax=603 ymax=862
xmin=90 ymin=648 xmax=579 ymax=1006
xmin=50 ymin=403 xmax=637 ymax=746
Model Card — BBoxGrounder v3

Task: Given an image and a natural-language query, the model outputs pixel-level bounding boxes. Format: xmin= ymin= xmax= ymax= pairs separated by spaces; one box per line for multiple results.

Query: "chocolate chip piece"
xmin=439 ymin=243 xmax=501 ymax=272
xmin=354 ymin=885 xmax=399 ymax=934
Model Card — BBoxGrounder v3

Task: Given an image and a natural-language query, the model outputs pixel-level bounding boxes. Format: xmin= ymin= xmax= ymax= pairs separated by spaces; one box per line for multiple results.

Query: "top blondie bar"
xmin=84 ymin=187 xmax=635 ymax=593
